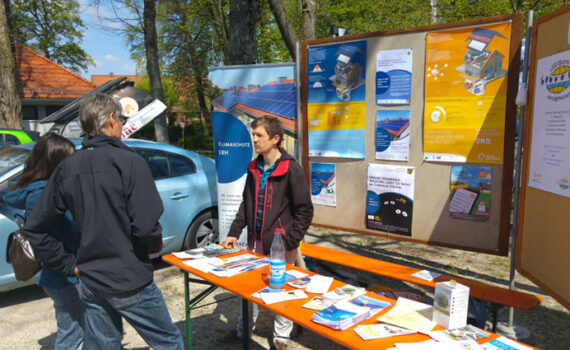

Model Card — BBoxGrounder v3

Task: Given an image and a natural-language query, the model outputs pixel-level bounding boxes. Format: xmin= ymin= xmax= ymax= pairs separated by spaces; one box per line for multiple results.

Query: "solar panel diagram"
xmin=456 ymin=28 xmax=508 ymax=96
xmin=329 ymin=44 xmax=366 ymax=101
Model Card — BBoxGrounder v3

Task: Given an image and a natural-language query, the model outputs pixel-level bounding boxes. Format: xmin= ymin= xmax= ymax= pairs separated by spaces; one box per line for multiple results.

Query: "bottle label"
xmin=270 ymin=259 xmax=286 ymax=287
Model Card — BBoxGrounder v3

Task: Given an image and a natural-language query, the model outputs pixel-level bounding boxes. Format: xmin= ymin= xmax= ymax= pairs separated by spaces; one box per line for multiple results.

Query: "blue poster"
xmin=307 ymin=41 xmax=367 ymax=158
xmin=376 ymin=48 xmax=413 ymax=105
xmin=208 ymin=64 xmax=296 ymax=241
xmin=376 ymin=109 xmax=410 ymax=161
xmin=310 ymin=162 xmax=336 ymax=207
xmin=211 ymin=111 xmax=254 ymax=241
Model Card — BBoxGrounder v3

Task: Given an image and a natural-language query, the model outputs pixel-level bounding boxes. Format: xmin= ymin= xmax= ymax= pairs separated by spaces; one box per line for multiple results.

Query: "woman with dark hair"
xmin=3 ymin=133 xmax=84 ymax=350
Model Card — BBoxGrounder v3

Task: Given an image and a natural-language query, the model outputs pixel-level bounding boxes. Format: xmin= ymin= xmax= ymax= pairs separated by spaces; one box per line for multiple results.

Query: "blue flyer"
xmin=376 ymin=48 xmax=413 ymax=105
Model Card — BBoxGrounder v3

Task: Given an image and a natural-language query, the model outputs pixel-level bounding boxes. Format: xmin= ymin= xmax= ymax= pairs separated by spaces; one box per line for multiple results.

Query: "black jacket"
xmin=228 ymin=149 xmax=313 ymax=255
xmin=25 ymin=134 xmax=163 ymax=296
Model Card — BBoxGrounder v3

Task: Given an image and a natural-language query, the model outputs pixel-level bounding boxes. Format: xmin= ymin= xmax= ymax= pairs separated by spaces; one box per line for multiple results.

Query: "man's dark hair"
xmin=251 ymin=115 xmax=284 ymax=148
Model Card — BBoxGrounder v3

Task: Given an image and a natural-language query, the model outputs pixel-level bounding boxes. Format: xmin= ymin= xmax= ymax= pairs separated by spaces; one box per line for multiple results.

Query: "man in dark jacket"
xmin=25 ymin=94 xmax=183 ymax=350
xmin=222 ymin=115 xmax=314 ymax=350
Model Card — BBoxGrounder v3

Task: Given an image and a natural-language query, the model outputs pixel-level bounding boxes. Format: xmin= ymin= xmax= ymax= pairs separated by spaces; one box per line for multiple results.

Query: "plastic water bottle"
xmin=269 ymin=228 xmax=286 ymax=289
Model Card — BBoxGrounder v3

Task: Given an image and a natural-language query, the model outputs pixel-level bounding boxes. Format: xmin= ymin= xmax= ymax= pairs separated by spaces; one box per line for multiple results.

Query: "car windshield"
xmin=0 ymin=148 xmax=29 ymax=177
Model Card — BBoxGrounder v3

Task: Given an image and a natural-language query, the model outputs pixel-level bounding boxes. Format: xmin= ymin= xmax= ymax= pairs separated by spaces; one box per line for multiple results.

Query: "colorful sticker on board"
xmin=376 ymin=109 xmax=410 ymax=161
xmin=376 ymin=48 xmax=413 ymax=105
xmin=307 ymin=41 xmax=367 ymax=158
xmin=423 ymin=23 xmax=511 ymax=164
xmin=449 ymin=166 xmax=491 ymax=222
xmin=528 ymin=49 xmax=570 ymax=198
xmin=366 ymin=164 xmax=415 ymax=236
xmin=311 ymin=163 xmax=336 ymax=207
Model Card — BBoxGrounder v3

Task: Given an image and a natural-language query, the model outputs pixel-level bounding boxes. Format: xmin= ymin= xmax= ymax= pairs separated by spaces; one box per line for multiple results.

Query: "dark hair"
xmin=251 ymin=115 xmax=284 ymax=148
xmin=13 ymin=133 xmax=75 ymax=189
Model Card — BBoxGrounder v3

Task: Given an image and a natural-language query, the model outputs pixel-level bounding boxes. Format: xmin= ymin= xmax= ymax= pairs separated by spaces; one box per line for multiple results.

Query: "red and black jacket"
xmin=228 ymin=149 xmax=314 ymax=255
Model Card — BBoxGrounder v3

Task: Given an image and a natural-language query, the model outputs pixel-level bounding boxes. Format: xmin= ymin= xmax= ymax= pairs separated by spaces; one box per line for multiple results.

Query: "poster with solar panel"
xmin=527 ymin=49 xmax=570 ymax=198
xmin=376 ymin=48 xmax=413 ymax=105
xmin=310 ymin=162 xmax=336 ymax=207
xmin=423 ymin=23 xmax=511 ymax=164
xmin=208 ymin=64 xmax=296 ymax=242
xmin=376 ymin=109 xmax=410 ymax=161
xmin=366 ymin=164 xmax=415 ymax=236
xmin=307 ymin=41 xmax=367 ymax=158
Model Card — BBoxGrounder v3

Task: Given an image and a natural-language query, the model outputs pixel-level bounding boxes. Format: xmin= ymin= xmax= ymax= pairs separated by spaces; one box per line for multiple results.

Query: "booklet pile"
xmin=173 ymin=244 xmax=241 ymax=259
xmin=310 ymin=292 xmax=390 ymax=330
xmin=182 ymin=253 xmax=270 ymax=277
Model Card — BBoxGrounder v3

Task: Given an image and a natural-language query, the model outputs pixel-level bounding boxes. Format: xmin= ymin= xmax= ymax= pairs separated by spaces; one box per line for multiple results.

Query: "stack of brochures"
xmin=209 ymin=254 xmax=269 ymax=277
xmin=173 ymin=244 xmax=240 ymax=259
xmin=349 ymin=295 xmax=391 ymax=318
xmin=311 ymin=299 xmax=370 ymax=330
xmin=183 ymin=253 xmax=269 ymax=277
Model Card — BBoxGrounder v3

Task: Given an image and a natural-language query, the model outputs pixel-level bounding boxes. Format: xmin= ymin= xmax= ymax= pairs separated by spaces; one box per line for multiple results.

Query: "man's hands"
xmin=223 ymin=236 xmax=238 ymax=249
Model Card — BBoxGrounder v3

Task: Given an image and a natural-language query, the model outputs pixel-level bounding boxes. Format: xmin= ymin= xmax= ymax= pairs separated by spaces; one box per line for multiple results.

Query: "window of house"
xmin=22 ymin=106 xmax=38 ymax=120
xmin=45 ymin=105 xmax=65 ymax=117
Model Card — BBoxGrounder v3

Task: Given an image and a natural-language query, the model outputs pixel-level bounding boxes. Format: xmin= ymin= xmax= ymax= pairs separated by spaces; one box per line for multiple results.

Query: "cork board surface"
xmin=518 ymin=6 xmax=570 ymax=309
xmin=302 ymin=15 xmax=521 ymax=255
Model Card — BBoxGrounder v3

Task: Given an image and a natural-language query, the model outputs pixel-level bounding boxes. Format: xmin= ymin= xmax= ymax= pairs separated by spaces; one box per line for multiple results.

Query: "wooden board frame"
xmin=517 ymin=5 xmax=570 ymax=310
xmin=300 ymin=14 xmax=523 ymax=256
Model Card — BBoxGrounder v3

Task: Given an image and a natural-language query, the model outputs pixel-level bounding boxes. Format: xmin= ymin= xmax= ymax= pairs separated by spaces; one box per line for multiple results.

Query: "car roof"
xmin=16 ymin=137 xmax=213 ymax=163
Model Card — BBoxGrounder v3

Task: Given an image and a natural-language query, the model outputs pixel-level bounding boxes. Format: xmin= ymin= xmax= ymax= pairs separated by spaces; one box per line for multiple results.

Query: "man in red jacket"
xmin=222 ymin=115 xmax=314 ymax=350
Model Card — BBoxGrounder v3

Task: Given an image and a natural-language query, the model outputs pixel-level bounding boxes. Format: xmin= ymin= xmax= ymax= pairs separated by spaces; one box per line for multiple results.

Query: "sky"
xmin=79 ymin=1 xmax=137 ymax=80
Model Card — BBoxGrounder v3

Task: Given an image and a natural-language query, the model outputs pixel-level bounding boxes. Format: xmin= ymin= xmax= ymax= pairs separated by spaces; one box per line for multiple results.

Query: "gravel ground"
xmin=1 ymin=227 xmax=568 ymax=349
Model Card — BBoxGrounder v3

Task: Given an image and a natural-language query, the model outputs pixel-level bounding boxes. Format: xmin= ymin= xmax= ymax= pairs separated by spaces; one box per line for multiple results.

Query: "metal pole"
xmin=295 ymin=40 xmax=302 ymax=163
xmin=508 ymin=9 xmax=533 ymax=328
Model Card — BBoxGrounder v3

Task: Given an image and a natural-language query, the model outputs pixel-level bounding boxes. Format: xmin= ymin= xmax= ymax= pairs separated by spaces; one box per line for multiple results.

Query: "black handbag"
xmin=5 ymin=214 xmax=40 ymax=281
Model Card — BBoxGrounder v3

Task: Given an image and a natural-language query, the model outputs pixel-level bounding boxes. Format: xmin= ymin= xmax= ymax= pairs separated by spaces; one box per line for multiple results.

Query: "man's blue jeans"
xmin=76 ymin=280 xmax=183 ymax=350
xmin=43 ymin=284 xmax=85 ymax=350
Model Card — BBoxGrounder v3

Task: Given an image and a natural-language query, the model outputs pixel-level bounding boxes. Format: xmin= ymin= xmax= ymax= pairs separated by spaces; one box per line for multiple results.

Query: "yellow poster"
xmin=423 ymin=22 xmax=511 ymax=164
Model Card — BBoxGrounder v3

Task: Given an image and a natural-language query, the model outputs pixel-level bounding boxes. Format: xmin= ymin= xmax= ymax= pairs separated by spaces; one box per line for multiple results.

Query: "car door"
xmin=135 ymin=149 xmax=198 ymax=252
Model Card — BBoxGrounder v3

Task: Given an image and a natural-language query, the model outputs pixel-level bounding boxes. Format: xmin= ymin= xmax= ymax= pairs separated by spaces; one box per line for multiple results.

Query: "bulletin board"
xmin=300 ymin=14 xmax=523 ymax=255
xmin=518 ymin=5 xmax=570 ymax=309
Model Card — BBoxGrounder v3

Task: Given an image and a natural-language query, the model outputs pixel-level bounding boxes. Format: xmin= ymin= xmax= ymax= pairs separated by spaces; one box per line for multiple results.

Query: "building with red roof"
xmin=14 ymin=43 xmax=96 ymax=133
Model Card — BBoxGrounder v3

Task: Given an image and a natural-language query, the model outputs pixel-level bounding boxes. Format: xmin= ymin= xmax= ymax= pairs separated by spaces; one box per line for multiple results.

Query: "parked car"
xmin=0 ymin=138 xmax=218 ymax=292
xmin=0 ymin=129 xmax=39 ymax=151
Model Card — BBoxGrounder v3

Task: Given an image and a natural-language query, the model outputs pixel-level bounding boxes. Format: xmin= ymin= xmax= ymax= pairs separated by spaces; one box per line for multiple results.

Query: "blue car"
xmin=0 ymin=138 xmax=218 ymax=292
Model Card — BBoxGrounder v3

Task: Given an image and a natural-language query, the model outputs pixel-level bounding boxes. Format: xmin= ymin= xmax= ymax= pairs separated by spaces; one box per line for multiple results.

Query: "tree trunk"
xmin=143 ymin=0 xmax=168 ymax=143
xmin=300 ymin=0 xmax=317 ymax=40
xmin=209 ymin=0 xmax=230 ymax=65
xmin=228 ymin=0 xmax=260 ymax=64
xmin=0 ymin=0 xmax=22 ymax=129
xmin=267 ymin=0 xmax=297 ymax=60
xmin=196 ymin=78 xmax=212 ymax=137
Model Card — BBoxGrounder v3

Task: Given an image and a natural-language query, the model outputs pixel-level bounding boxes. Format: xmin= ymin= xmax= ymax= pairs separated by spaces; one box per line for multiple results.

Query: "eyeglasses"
xmin=114 ymin=113 xmax=129 ymax=126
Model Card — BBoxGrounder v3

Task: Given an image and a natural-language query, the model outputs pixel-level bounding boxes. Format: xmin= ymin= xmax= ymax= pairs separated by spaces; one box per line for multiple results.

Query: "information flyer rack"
xmin=300 ymin=14 xmax=523 ymax=255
